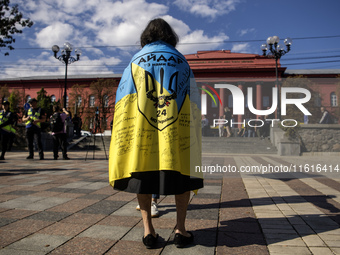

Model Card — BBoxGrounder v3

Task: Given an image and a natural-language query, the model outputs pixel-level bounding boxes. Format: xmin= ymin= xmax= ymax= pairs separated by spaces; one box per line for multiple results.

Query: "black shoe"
xmin=62 ymin=157 xmax=70 ymax=160
xmin=142 ymin=233 xmax=158 ymax=249
xmin=26 ymin=155 xmax=33 ymax=159
xmin=39 ymin=156 xmax=44 ymax=160
xmin=0 ymin=156 xmax=4 ymax=160
xmin=174 ymin=231 xmax=194 ymax=248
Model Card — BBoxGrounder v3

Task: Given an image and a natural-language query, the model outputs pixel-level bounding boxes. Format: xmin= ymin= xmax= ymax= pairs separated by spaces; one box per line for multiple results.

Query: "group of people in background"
xmin=1 ymin=99 xmax=335 ymax=161
xmin=22 ymin=98 xmax=72 ymax=160
xmin=219 ymin=107 xmax=233 ymax=137
xmin=204 ymin=106 xmax=334 ymax=139
xmin=0 ymin=101 xmax=17 ymax=160
xmin=319 ymin=106 xmax=332 ymax=124
xmin=214 ymin=107 xmax=273 ymax=139
xmin=236 ymin=116 xmax=272 ymax=139
xmin=0 ymin=98 xmax=84 ymax=160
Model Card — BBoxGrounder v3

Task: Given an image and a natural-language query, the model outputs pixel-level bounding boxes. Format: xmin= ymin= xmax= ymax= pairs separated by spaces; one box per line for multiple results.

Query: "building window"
xmin=103 ymin=95 xmax=109 ymax=108
xmin=51 ymin=95 xmax=56 ymax=103
xmin=315 ymin=93 xmax=321 ymax=107
xmin=89 ymin=118 xmax=94 ymax=129
xmin=66 ymin=96 xmax=69 ymax=108
xmin=211 ymin=95 xmax=218 ymax=108
xmin=77 ymin=96 xmax=82 ymax=107
xmin=228 ymin=94 xmax=233 ymax=108
xmin=263 ymin=96 xmax=269 ymax=107
xmin=89 ymin=95 xmax=95 ymax=107
xmin=330 ymin=92 xmax=337 ymax=107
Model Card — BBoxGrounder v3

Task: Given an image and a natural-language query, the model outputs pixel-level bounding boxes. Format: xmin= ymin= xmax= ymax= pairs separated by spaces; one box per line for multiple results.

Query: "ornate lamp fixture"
xmin=52 ymin=42 xmax=82 ymax=108
xmin=261 ymin=36 xmax=292 ymax=119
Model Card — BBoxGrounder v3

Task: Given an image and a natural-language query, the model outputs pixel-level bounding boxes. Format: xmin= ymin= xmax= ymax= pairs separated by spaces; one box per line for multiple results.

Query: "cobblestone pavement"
xmin=0 ymin=151 xmax=339 ymax=254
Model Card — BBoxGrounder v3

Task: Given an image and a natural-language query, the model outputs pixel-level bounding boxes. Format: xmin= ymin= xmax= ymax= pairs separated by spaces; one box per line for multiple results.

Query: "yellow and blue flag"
xmin=109 ymin=41 xmax=202 ymax=188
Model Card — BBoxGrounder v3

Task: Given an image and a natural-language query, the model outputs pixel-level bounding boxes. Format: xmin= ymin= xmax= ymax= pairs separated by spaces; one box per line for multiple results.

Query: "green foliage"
xmin=89 ymin=79 xmax=116 ymax=131
xmin=69 ymin=79 xmax=117 ymax=131
xmin=36 ymin=87 xmax=52 ymax=117
xmin=69 ymin=84 xmax=89 ymax=117
xmin=0 ymin=0 xmax=33 ymax=55
xmin=282 ymin=75 xmax=321 ymax=124
xmin=279 ymin=121 xmax=301 ymax=141
xmin=0 ymin=84 xmax=10 ymax=102
xmin=7 ymin=89 xmax=21 ymax=113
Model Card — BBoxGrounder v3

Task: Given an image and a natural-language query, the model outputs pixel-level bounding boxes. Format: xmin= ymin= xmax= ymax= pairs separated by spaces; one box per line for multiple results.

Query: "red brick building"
xmin=1 ymin=50 xmax=339 ymax=129
xmin=186 ymin=50 xmax=339 ymax=124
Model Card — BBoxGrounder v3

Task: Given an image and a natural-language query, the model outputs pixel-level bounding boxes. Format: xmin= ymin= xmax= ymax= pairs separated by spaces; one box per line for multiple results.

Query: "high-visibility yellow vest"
xmin=26 ymin=108 xmax=41 ymax=128
xmin=0 ymin=111 xmax=16 ymax=134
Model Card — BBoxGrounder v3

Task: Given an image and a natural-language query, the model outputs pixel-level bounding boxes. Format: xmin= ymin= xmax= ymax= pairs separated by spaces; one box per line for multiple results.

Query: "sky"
xmin=0 ymin=0 xmax=340 ymax=79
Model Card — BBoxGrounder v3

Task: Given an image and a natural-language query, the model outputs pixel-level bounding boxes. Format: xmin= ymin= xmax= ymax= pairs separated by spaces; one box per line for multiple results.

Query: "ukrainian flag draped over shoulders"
xmin=109 ymin=41 xmax=202 ymax=187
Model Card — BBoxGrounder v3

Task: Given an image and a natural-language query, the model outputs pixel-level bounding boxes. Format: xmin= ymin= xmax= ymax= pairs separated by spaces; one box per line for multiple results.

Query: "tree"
xmin=36 ymin=87 xmax=52 ymax=118
xmin=68 ymin=79 xmax=117 ymax=132
xmin=68 ymin=84 xmax=91 ymax=130
xmin=8 ymin=88 xmax=23 ymax=113
xmin=89 ymin=79 xmax=117 ymax=132
xmin=0 ymin=84 xmax=10 ymax=102
xmin=0 ymin=0 xmax=33 ymax=56
xmin=281 ymin=75 xmax=321 ymax=124
xmin=0 ymin=84 xmax=25 ymax=118
xmin=69 ymin=84 xmax=90 ymax=115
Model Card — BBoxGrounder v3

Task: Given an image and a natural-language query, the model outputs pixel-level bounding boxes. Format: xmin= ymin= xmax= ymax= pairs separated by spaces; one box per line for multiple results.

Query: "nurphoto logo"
xmin=201 ymin=84 xmax=312 ymax=128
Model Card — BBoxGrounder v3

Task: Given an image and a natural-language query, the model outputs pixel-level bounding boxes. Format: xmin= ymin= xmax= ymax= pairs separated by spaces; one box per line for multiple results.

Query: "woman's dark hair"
xmin=140 ymin=18 xmax=179 ymax=48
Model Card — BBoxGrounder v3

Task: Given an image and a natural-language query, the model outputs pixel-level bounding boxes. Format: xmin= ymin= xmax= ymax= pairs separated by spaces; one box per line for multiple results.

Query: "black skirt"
xmin=113 ymin=170 xmax=204 ymax=195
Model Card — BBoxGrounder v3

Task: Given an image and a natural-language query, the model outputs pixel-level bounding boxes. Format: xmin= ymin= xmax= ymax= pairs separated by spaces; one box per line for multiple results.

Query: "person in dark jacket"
xmin=224 ymin=107 xmax=232 ymax=137
xmin=319 ymin=107 xmax=331 ymax=124
xmin=0 ymin=101 xmax=16 ymax=160
xmin=22 ymin=98 xmax=46 ymax=160
xmin=51 ymin=105 xmax=70 ymax=160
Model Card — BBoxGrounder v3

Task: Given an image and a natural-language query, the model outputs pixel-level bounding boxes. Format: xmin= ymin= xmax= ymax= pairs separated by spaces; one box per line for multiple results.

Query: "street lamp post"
xmin=52 ymin=42 xmax=82 ymax=108
xmin=261 ymin=36 xmax=292 ymax=120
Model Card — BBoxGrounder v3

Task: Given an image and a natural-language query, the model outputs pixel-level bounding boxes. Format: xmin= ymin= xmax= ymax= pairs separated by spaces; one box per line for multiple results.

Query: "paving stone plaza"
xmin=0 ymin=138 xmax=339 ymax=254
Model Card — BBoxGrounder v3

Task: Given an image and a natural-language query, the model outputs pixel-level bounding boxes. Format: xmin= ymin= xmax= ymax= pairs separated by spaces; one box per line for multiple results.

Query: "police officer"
xmin=0 ymin=101 xmax=16 ymax=160
xmin=51 ymin=105 xmax=70 ymax=160
xmin=22 ymin=98 xmax=46 ymax=160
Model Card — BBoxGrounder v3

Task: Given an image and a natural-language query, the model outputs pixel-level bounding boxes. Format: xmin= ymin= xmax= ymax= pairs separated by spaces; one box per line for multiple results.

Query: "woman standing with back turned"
xmin=109 ymin=18 xmax=203 ymax=249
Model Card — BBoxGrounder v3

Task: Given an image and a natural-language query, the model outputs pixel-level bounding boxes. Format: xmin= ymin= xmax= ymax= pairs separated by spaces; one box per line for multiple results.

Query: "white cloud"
xmin=0 ymin=52 xmax=121 ymax=78
xmin=162 ymin=15 xmax=191 ymax=38
xmin=14 ymin=0 xmax=60 ymax=24
xmin=238 ymin=28 xmax=256 ymax=37
xmin=178 ymin=31 xmax=229 ymax=54
xmin=2 ymin=0 xmax=236 ymax=78
xmin=95 ymin=22 xmax=142 ymax=47
xmin=16 ymin=0 xmax=232 ymax=51
xmin=55 ymin=0 xmax=97 ymax=15
xmin=85 ymin=47 xmax=105 ymax=57
xmin=66 ymin=56 xmax=121 ymax=75
xmin=231 ymin=43 xmax=251 ymax=53
xmin=173 ymin=0 xmax=240 ymax=19
xmin=35 ymin=23 xmax=75 ymax=48
xmin=90 ymin=0 xmax=169 ymax=47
